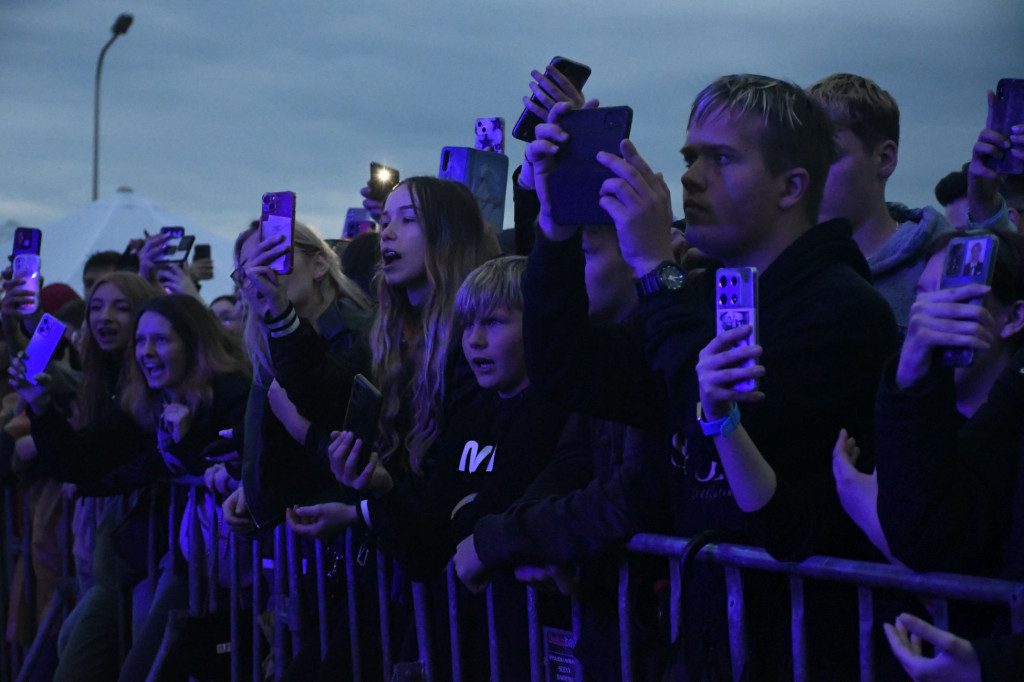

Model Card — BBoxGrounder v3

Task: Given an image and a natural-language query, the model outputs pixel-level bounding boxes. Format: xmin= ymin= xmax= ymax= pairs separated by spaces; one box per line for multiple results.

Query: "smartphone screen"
xmin=715 ymin=267 xmax=759 ymax=391
xmin=547 ymin=106 xmax=633 ymax=226
xmin=987 ymin=79 xmax=1024 ymax=175
xmin=512 ymin=56 xmax=592 ymax=143
xmin=23 ymin=313 xmax=66 ymax=385
xmin=11 ymin=227 xmax=41 ymax=315
xmin=343 ymin=374 xmax=383 ymax=470
xmin=368 ymin=163 xmax=400 ymax=203
xmin=938 ymin=234 xmax=999 ymax=366
xmin=260 ymin=191 xmax=296 ymax=274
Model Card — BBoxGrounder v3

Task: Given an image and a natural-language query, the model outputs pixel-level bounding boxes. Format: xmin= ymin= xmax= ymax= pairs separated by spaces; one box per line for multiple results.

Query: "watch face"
xmin=658 ymin=264 xmax=685 ymax=290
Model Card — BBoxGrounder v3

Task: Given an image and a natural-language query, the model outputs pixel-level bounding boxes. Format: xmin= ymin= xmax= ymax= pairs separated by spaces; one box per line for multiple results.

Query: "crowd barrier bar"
xmin=625 ymin=533 xmax=1024 ymax=682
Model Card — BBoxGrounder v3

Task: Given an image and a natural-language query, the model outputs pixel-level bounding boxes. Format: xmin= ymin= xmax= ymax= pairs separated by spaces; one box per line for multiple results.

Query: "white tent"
xmin=33 ymin=187 xmax=236 ymax=301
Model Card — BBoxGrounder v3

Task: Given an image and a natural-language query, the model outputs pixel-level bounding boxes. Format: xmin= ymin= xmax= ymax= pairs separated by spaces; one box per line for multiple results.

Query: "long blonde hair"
xmin=372 ymin=177 xmax=500 ymax=473
xmin=234 ymin=220 xmax=371 ymax=381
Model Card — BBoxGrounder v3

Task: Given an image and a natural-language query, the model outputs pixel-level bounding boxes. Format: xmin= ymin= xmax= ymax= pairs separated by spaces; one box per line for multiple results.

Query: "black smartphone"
xmin=260 ymin=191 xmax=296 ymax=274
xmin=193 ymin=244 xmax=211 ymax=260
xmin=988 ymin=79 xmax=1024 ymax=175
xmin=547 ymin=106 xmax=633 ymax=226
xmin=11 ymin=227 xmax=41 ymax=315
xmin=512 ymin=56 xmax=592 ymax=143
xmin=368 ymin=163 xmax=400 ymax=202
xmin=22 ymin=313 xmax=66 ymax=386
xmin=153 ymin=226 xmax=195 ymax=264
xmin=938 ymin=234 xmax=999 ymax=367
xmin=715 ymin=267 xmax=759 ymax=392
xmin=343 ymin=374 xmax=383 ymax=471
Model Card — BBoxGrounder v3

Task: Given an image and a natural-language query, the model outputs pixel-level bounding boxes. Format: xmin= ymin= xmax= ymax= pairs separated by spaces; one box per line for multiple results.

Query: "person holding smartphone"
xmin=470 ymin=74 xmax=897 ymax=679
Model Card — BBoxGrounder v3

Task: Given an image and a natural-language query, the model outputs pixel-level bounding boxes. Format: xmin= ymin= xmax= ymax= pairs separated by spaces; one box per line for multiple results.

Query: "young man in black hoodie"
xmin=458 ymin=74 xmax=898 ymax=679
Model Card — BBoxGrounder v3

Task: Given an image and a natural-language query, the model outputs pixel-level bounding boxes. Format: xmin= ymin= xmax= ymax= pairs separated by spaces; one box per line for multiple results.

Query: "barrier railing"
xmin=4 ymin=479 xmax=1024 ymax=682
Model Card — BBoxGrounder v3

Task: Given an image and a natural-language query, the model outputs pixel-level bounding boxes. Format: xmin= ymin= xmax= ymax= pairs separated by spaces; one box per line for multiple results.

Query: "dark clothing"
xmin=243 ymin=297 xmax=372 ymax=530
xmin=974 ymin=633 xmax=1024 ymax=681
xmin=368 ymin=387 xmax=568 ymax=580
xmin=32 ymin=372 xmax=250 ymax=493
xmin=876 ymin=350 xmax=1024 ymax=578
xmin=499 ymin=220 xmax=897 ymax=679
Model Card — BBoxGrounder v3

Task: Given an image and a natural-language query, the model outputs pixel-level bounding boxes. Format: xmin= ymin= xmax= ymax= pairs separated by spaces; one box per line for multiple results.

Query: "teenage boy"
xmin=807 ymin=74 xmax=1017 ymax=330
xmin=461 ymin=74 xmax=898 ymax=679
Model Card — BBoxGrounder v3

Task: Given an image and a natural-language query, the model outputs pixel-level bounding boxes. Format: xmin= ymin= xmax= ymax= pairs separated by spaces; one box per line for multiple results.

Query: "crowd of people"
xmin=1 ymin=64 xmax=1023 ymax=682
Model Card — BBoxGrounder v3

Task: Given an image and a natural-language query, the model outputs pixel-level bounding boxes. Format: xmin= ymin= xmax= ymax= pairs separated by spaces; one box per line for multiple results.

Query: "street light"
xmin=92 ymin=13 xmax=133 ymax=201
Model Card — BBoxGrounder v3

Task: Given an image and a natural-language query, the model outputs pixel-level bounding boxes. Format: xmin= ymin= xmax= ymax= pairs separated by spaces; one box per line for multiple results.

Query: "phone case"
xmin=512 ymin=56 xmax=592 ymax=143
xmin=343 ymin=208 xmax=375 ymax=239
xmin=474 ymin=117 xmax=505 ymax=155
xmin=547 ymin=106 xmax=633 ymax=227
xmin=369 ymin=163 xmax=400 ymax=202
xmin=938 ymin=234 xmax=999 ymax=366
xmin=261 ymin=191 xmax=296 ymax=274
xmin=343 ymin=374 xmax=383 ymax=469
xmin=439 ymin=147 xmax=509 ymax=231
xmin=715 ymin=267 xmax=759 ymax=392
xmin=12 ymin=227 xmax=41 ymax=315
xmin=153 ymin=234 xmax=195 ymax=263
xmin=988 ymin=79 xmax=1024 ymax=175
xmin=23 ymin=314 xmax=67 ymax=386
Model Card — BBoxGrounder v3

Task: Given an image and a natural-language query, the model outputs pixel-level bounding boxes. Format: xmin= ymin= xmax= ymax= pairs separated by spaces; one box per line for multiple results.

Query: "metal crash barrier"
xmin=3 ymin=479 xmax=1024 ymax=682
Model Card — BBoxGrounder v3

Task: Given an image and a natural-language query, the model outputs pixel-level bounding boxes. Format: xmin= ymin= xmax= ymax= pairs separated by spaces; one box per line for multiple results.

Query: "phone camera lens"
xmin=719 ymin=276 xmax=727 ymax=288
xmin=719 ymin=294 xmax=727 ymax=305
xmin=731 ymin=295 xmax=738 ymax=304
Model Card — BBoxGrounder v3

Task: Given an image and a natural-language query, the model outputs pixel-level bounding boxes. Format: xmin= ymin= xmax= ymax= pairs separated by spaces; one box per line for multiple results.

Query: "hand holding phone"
xmin=715 ymin=267 xmax=760 ymax=392
xmin=937 ymin=234 xmax=999 ymax=366
xmin=342 ymin=375 xmax=383 ymax=471
xmin=260 ymin=192 xmax=296 ymax=274
xmin=367 ymin=163 xmax=400 ymax=203
xmin=512 ymin=57 xmax=592 ymax=143
xmin=151 ymin=227 xmax=195 ymax=264
xmin=11 ymin=227 xmax=41 ymax=316
xmin=986 ymin=79 xmax=1024 ymax=175
xmin=21 ymin=313 xmax=66 ymax=386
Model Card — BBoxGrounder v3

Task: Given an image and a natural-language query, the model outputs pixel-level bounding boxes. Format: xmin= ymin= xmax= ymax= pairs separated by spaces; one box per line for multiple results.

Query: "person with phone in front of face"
xmin=471 ymin=74 xmax=896 ymax=679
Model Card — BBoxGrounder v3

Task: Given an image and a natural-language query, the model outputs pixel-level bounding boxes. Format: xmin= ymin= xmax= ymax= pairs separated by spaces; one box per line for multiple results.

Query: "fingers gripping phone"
xmin=12 ymin=227 xmax=42 ymax=315
xmin=260 ymin=191 xmax=296 ymax=274
xmin=938 ymin=234 xmax=999 ymax=367
xmin=152 ymin=226 xmax=195 ymax=264
xmin=988 ymin=79 xmax=1024 ymax=175
xmin=715 ymin=267 xmax=759 ymax=392
xmin=343 ymin=375 xmax=383 ymax=471
xmin=512 ymin=56 xmax=592 ymax=143
xmin=368 ymin=163 xmax=400 ymax=203
xmin=23 ymin=313 xmax=66 ymax=386
xmin=547 ymin=106 xmax=633 ymax=226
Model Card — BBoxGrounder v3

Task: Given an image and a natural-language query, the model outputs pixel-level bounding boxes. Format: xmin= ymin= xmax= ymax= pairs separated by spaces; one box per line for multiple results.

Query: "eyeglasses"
xmin=230 ymin=266 xmax=254 ymax=290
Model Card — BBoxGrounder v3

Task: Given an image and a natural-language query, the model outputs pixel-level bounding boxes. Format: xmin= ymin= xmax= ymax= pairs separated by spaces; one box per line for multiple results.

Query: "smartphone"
xmin=439 ymin=147 xmax=509 ymax=231
xmin=11 ymin=227 xmax=41 ymax=316
xmin=152 ymin=226 xmax=196 ymax=264
xmin=343 ymin=374 xmax=383 ymax=470
xmin=512 ymin=56 xmax=592 ymax=143
xmin=343 ymin=207 xmax=375 ymax=239
xmin=22 ymin=313 xmax=67 ymax=386
xmin=938 ymin=234 xmax=999 ymax=366
xmin=716 ymin=267 xmax=759 ymax=392
xmin=547 ymin=106 xmax=633 ymax=227
xmin=193 ymin=244 xmax=211 ymax=260
xmin=260 ymin=191 xmax=296 ymax=274
xmin=474 ymin=117 xmax=505 ymax=155
xmin=987 ymin=79 xmax=1024 ymax=175
xmin=368 ymin=163 xmax=400 ymax=203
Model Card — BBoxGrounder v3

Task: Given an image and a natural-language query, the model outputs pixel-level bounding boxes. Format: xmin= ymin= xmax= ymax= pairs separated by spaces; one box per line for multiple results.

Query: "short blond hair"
xmin=807 ymin=73 xmax=900 ymax=150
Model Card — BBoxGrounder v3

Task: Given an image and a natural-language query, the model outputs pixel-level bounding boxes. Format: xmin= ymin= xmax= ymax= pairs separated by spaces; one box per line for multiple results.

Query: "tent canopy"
xmin=28 ymin=187 xmax=236 ymax=301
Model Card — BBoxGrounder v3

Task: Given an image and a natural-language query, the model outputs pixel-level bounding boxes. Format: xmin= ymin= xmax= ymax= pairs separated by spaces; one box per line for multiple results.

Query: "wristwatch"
xmin=698 ymin=402 xmax=741 ymax=438
xmin=635 ymin=261 xmax=685 ymax=298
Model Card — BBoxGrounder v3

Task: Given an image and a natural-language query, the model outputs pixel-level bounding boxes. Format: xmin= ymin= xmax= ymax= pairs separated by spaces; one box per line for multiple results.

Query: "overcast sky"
xmin=2 ymin=0 xmax=1022 ymax=271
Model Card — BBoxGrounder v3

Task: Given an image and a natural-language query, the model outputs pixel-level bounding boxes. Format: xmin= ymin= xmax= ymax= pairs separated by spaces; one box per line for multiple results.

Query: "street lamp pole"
xmin=92 ymin=13 xmax=133 ymax=201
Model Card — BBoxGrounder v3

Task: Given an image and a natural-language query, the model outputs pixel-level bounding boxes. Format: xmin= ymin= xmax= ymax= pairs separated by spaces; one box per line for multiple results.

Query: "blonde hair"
xmin=454 ymin=256 xmax=527 ymax=326
xmin=372 ymin=177 xmax=500 ymax=473
xmin=234 ymin=220 xmax=371 ymax=380
xmin=806 ymin=73 xmax=900 ymax=149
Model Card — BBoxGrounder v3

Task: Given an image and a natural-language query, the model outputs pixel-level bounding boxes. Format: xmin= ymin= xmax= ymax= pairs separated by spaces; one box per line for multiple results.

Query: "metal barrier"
xmin=4 ymin=481 xmax=1024 ymax=682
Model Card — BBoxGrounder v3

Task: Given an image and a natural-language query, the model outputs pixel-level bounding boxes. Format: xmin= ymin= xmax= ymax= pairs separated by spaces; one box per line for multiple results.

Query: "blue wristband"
xmin=699 ymin=402 xmax=741 ymax=438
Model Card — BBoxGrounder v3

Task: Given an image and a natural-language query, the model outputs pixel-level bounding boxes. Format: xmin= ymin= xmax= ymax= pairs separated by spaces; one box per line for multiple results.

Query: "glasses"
xmin=230 ymin=266 xmax=254 ymax=290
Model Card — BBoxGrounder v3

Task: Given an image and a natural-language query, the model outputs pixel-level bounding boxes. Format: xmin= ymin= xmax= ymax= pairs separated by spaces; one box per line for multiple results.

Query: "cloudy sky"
xmin=2 ymin=0 xmax=1022 ymax=280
